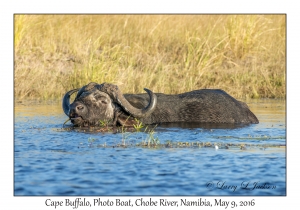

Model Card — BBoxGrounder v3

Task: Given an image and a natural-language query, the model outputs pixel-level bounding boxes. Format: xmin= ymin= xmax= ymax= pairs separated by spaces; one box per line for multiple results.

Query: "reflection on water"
xmin=158 ymin=122 xmax=249 ymax=129
xmin=14 ymin=99 xmax=286 ymax=195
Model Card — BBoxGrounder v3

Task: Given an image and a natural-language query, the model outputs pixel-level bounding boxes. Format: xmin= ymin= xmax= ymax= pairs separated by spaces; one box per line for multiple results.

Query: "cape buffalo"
xmin=62 ymin=82 xmax=259 ymax=127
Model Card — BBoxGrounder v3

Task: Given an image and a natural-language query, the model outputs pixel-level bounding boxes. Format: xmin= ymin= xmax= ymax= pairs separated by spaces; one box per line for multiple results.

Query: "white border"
xmin=4 ymin=0 xmax=298 ymax=209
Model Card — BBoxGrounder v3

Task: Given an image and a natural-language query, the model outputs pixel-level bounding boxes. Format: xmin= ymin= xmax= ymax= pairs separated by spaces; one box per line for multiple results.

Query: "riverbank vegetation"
xmin=14 ymin=15 xmax=285 ymax=100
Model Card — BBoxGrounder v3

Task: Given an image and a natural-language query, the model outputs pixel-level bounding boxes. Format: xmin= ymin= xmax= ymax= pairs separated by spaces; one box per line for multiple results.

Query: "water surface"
xmin=14 ymin=99 xmax=286 ymax=195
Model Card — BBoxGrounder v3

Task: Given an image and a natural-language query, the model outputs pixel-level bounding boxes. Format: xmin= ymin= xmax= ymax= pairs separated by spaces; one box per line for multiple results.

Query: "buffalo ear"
xmin=117 ymin=114 xmax=136 ymax=126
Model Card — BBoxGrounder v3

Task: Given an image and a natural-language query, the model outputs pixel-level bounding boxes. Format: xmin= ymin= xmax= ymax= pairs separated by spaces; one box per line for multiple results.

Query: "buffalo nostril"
xmin=77 ymin=105 xmax=84 ymax=111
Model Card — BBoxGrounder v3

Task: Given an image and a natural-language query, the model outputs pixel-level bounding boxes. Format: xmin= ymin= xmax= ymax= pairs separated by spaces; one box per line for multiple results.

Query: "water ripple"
xmin=14 ymin=100 xmax=286 ymax=195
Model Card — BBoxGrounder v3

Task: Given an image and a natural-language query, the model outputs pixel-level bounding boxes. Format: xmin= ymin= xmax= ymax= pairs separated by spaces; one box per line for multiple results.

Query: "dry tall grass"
xmin=14 ymin=15 xmax=286 ymax=100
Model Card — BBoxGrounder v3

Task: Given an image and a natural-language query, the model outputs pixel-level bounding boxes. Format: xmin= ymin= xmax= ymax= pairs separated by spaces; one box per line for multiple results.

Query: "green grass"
xmin=133 ymin=119 xmax=144 ymax=132
xmin=14 ymin=15 xmax=286 ymax=100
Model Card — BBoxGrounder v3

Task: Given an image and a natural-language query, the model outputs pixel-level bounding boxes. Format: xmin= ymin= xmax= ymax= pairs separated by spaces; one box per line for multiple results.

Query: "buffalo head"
xmin=62 ymin=82 xmax=157 ymax=127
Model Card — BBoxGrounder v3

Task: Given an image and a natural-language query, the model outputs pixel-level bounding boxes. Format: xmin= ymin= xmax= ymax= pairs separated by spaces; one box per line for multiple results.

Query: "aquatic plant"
xmin=145 ymin=127 xmax=160 ymax=146
xmin=133 ymin=118 xmax=144 ymax=132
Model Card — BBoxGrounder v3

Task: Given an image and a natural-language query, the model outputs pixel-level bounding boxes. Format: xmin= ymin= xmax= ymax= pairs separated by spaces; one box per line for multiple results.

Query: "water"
xmin=14 ymin=99 xmax=286 ymax=195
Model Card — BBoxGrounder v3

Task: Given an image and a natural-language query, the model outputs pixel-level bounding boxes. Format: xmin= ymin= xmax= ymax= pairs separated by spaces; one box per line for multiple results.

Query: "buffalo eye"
xmin=98 ymin=96 xmax=108 ymax=104
xmin=101 ymin=100 xmax=108 ymax=104
xmin=93 ymin=94 xmax=109 ymax=105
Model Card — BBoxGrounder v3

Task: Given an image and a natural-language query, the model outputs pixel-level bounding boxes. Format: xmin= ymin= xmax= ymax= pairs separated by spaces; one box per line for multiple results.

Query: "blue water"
xmin=14 ymin=99 xmax=286 ymax=195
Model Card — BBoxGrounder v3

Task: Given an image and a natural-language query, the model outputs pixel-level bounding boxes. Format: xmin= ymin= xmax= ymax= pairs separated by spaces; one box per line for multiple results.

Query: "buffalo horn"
xmin=97 ymin=83 xmax=157 ymax=118
xmin=75 ymin=82 xmax=98 ymax=100
xmin=62 ymin=88 xmax=79 ymax=116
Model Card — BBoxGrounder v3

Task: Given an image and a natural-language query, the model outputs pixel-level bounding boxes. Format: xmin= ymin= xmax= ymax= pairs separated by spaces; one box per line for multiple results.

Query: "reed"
xmin=14 ymin=14 xmax=286 ymax=100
